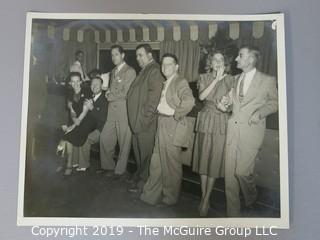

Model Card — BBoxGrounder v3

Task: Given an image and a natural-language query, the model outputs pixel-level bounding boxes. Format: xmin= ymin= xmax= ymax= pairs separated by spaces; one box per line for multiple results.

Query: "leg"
xmin=114 ymin=120 xmax=132 ymax=175
xmin=200 ymin=176 xmax=216 ymax=216
xmin=65 ymin=142 xmax=74 ymax=175
xmin=131 ymin=134 xmax=141 ymax=182
xmin=225 ymin=145 xmax=241 ymax=217
xmin=100 ymin=120 xmax=118 ymax=170
xmin=200 ymin=175 xmax=208 ymax=199
xmin=235 ymin=147 xmax=259 ymax=207
xmin=158 ymin=117 xmax=182 ymax=205
xmin=78 ymin=130 xmax=100 ymax=169
xmin=140 ymin=133 xmax=162 ymax=205
xmin=136 ymin=123 xmax=157 ymax=183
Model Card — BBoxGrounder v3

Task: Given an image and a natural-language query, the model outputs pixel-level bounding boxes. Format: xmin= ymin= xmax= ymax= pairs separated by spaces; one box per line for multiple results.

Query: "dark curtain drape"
xmin=160 ymin=40 xmax=201 ymax=82
xmin=235 ymin=22 xmax=277 ymax=77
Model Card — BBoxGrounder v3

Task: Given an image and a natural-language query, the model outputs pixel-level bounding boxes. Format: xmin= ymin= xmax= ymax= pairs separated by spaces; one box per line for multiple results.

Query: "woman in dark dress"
xmin=58 ymin=72 xmax=95 ymax=175
xmin=192 ymin=51 xmax=234 ymax=216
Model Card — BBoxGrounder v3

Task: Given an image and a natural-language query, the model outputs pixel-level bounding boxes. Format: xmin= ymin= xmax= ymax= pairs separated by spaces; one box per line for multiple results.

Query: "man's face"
xmin=235 ymin=48 xmax=251 ymax=70
xmin=70 ymin=76 xmax=81 ymax=91
xmin=161 ymin=57 xmax=178 ymax=78
xmin=136 ymin=48 xmax=151 ymax=68
xmin=111 ymin=48 xmax=124 ymax=66
xmin=91 ymin=78 xmax=102 ymax=95
xmin=76 ymin=52 xmax=83 ymax=62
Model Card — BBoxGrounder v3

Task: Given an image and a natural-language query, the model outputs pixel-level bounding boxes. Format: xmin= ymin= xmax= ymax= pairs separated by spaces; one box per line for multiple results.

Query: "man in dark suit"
xmin=127 ymin=44 xmax=165 ymax=192
xmin=75 ymin=77 xmax=108 ymax=171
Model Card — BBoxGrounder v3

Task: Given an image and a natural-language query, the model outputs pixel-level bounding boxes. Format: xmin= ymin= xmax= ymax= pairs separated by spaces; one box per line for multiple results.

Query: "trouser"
xmin=131 ymin=121 xmax=157 ymax=183
xmin=225 ymin=141 xmax=258 ymax=217
xmin=100 ymin=118 xmax=132 ymax=174
xmin=73 ymin=130 xmax=100 ymax=168
xmin=140 ymin=116 xmax=183 ymax=205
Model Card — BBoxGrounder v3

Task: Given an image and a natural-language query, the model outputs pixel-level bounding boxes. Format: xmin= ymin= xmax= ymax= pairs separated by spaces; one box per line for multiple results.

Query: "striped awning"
xmin=32 ymin=19 xmax=274 ymax=43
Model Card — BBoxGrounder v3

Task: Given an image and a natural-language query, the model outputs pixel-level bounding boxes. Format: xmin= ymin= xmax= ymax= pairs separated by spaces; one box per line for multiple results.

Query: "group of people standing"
xmin=58 ymin=42 xmax=278 ymax=218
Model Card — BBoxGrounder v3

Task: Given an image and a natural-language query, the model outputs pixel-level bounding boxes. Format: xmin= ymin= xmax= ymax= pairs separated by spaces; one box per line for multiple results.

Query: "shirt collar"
xmin=93 ymin=92 xmax=102 ymax=101
xmin=164 ymin=73 xmax=177 ymax=84
xmin=243 ymin=67 xmax=256 ymax=78
xmin=116 ymin=62 xmax=126 ymax=72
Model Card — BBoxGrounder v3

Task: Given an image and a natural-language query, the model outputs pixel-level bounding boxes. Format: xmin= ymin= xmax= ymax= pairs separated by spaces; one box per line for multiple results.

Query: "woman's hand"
xmin=216 ymin=66 xmax=226 ymax=82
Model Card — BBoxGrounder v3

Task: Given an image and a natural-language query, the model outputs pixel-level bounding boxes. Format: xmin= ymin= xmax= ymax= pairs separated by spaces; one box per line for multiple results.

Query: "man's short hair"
xmin=91 ymin=76 xmax=103 ymax=85
xmin=75 ymin=50 xmax=84 ymax=56
xmin=136 ymin=44 xmax=153 ymax=54
xmin=240 ymin=45 xmax=261 ymax=64
xmin=88 ymin=69 xmax=101 ymax=79
xmin=111 ymin=44 xmax=125 ymax=54
xmin=161 ymin=53 xmax=179 ymax=65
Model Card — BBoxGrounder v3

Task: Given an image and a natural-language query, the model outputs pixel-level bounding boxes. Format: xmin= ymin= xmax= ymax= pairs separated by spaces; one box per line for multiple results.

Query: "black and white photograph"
xmin=17 ymin=13 xmax=288 ymax=228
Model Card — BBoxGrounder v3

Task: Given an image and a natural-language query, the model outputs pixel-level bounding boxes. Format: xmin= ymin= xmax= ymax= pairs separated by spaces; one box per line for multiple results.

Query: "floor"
xmin=23 ymin=135 xmax=280 ymax=219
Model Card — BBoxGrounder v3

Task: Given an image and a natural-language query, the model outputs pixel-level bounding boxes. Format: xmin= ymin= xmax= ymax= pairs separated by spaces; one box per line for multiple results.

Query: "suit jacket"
xmin=127 ymin=60 xmax=165 ymax=133
xmin=226 ymin=70 xmax=278 ymax=165
xmin=90 ymin=92 xmax=108 ymax=132
xmin=107 ymin=63 xmax=136 ymax=102
xmin=164 ymin=74 xmax=195 ymax=147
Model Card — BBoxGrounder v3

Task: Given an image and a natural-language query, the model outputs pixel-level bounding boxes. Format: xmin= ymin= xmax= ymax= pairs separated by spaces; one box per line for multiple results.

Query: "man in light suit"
xmin=127 ymin=44 xmax=165 ymax=192
xmin=99 ymin=45 xmax=136 ymax=176
xmin=140 ymin=53 xmax=195 ymax=206
xmin=217 ymin=46 xmax=278 ymax=217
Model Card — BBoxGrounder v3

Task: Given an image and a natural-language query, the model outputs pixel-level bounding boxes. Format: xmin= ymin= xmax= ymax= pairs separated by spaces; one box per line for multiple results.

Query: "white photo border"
xmin=17 ymin=12 xmax=289 ymax=229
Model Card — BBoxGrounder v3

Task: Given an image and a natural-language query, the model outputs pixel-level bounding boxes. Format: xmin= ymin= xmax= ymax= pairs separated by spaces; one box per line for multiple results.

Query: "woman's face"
xmin=70 ymin=76 xmax=81 ymax=92
xmin=211 ymin=53 xmax=225 ymax=71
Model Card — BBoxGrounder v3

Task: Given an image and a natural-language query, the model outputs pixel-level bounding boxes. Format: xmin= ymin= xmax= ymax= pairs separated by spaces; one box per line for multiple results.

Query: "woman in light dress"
xmin=193 ymin=51 xmax=234 ymax=216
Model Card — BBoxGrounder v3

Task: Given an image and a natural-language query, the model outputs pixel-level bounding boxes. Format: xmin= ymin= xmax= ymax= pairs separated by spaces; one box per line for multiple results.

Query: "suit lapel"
xmin=241 ymin=70 xmax=261 ymax=105
xmin=117 ymin=63 xmax=129 ymax=77
xmin=233 ymin=74 xmax=241 ymax=103
xmin=165 ymin=74 xmax=179 ymax=101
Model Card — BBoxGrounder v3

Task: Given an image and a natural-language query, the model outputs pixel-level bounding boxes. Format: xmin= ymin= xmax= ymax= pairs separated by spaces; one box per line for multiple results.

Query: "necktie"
xmin=239 ymin=73 xmax=246 ymax=102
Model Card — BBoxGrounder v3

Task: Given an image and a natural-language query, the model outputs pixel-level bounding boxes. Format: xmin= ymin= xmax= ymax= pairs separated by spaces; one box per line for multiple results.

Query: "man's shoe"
xmin=76 ymin=167 xmax=87 ymax=172
xmin=96 ymin=169 xmax=106 ymax=174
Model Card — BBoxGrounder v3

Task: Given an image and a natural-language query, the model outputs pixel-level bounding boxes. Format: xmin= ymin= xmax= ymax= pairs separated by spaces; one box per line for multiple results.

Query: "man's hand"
xmin=217 ymin=96 xmax=231 ymax=112
xmin=216 ymin=101 xmax=228 ymax=112
xmin=84 ymin=99 xmax=94 ymax=110
xmin=248 ymin=111 xmax=261 ymax=125
xmin=105 ymin=89 xmax=111 ymax=99
xmin=74 ymin=118 xmax=81 ymax=126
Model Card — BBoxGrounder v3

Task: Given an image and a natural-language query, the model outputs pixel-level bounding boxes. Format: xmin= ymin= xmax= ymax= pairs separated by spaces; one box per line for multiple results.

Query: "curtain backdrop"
xmin=32 ymin=27 xmax=98 ymax=81
xmin=160 ymin=40 xmax=201 ymax=82
xmin=235 ymin=22 xmax=277 ymax=77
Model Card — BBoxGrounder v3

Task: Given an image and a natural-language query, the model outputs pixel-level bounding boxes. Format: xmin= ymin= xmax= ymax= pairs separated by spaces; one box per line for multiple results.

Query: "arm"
xmin=257 ymin=77 xmax=278 ymax=119
xmin=73 ymin=100 xmax=91 ymax=126
xmin=107 ymin=69 xmax=136 ymax=101
xmin=67 ymin=100 xmax=77 ymax=119
xmin=141 ymin=67 xmax=164 ymax=118
xmin=199 ymin=66 xmax=226 ymax=101
xmin=199 ymin=78 xmax=219 ymax=101
xmin=174 ymin=80 xmax=195 ymax=121
xmin=249 ymin=77 xmax=278 ymax=125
